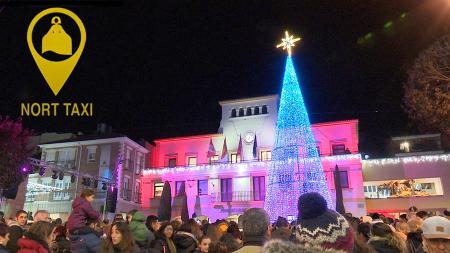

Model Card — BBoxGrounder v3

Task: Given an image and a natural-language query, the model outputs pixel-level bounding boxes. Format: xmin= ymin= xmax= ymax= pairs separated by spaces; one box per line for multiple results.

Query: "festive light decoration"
xmin=143 ymin=154 xmax=361 ymax=175
xmin=264 ymin=53 xmax=333 ymax=221
xmin=276 ymin=31 xmax=301 ymax=55
xmin=363 ymin=154 xmax=450 ymax=166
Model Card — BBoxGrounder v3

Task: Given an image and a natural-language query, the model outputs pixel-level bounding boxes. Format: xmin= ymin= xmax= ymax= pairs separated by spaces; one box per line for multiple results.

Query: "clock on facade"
xmin=244 ymin=132 xmax=255 ymax=144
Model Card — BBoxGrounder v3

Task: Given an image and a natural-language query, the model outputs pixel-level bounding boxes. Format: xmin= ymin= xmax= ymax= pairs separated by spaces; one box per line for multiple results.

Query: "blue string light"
xmin=264 ymin=56 xmax=333 ymax=221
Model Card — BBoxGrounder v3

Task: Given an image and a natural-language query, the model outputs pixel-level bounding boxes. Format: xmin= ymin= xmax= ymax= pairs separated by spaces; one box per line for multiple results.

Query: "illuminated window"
xmin=260 ymin=150 xmax=271 ymax=161
xmin=221 ymin=178 xmax=232 ymax=202
xmin=198 ymin=180 xmax=208 ymax=195
xmin=246 ymin=107 xmax=252 ymax=116
xmin=154 ymin=182 xmax=164 ymax=197
xmin=253 ymin=176 xmax=265 ymax=201
xmin=209 ymin=155 xmax=219 ymax=164
xmin=168 ymin=157 xmax=177 ymax=168
xmin=187 ymin=156 xmax=197 ymax=166
xmin=87 ymin=147 xmax=96 ymax=162
xmin=332 ymin=144 xmax=346 ymax=155
xmin=262 ymin=105 xmax=268 ymax=114
xmin=230 ymin=153 xmax=241 ymax=163
xmin=175 ymin=181 xmax=184 ymax=196
xmin=335 ymin=171 xmax=349 ymax=188
xmin=231 ymin=109 xmax=237 ymax=118
xmin=400 ymin=142 xmax=410 ymax=152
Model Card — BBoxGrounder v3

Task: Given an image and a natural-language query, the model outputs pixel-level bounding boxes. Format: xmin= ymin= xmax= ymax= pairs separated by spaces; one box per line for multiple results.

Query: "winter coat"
xmin=129 ymin=212 xmax=149 ymax=243
xmin=67 ymin=197 xmax=100 ymax=233
xmin=0 ymin=245 xmax=10 ymax=253
xmin=150 ymin=238 xmax=177 ymax=253
xmin=17 ymin=238 xmax=49 ymax=253
xmin=232 ymin=236 xmax=265 ymax=253
xmin=406 ymin=231 xmax=423 ymax=253
xmin=6 ymin=225 xmax=23 ymax=253
xmin=173 ymin=232 xmax=198 ymax=253
xmin=69 ymin=231 xmax=102 ymax=253
xmin=368 ymin=237 xmax=401 ymax=253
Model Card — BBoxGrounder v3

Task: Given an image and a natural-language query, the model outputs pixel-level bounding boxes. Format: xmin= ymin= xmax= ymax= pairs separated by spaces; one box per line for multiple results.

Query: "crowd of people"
xmin=0 ymin=190 xmax=448 ymax=253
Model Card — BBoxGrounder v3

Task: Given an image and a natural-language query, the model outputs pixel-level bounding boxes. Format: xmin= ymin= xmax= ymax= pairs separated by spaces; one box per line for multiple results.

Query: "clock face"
xmin=244 ymin=132 xmax=254 ymax=144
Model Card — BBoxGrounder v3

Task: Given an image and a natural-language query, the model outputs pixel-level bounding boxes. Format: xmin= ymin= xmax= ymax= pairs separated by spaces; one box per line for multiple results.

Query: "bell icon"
xmin=42 ymin=16 xmax=72 ymax=55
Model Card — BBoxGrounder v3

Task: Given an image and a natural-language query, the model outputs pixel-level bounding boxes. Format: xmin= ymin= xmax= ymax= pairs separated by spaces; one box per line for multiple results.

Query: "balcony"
xmin=56 ymin=160 xmax=76 ymax=170
xmin=210 ymin=191 xmax=265 ymax=203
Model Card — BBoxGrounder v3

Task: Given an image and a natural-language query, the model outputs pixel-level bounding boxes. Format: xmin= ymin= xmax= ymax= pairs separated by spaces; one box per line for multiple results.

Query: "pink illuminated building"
xmin=142 ymin=95 xmax=367 ymax=220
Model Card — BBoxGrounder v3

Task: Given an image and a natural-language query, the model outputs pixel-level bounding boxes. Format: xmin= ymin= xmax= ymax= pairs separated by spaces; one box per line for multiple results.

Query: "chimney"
xmin=96 ymin=123 xmax=112 ymax=135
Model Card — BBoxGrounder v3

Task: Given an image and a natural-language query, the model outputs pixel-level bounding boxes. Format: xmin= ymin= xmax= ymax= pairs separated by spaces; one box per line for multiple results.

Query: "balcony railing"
xmin=210 ymin=191 xmax=265 ymax=203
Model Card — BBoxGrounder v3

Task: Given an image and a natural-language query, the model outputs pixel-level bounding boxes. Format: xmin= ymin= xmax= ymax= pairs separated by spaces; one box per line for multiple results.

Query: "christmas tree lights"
xmin=264 ymin=51 xmax=333 ymax=221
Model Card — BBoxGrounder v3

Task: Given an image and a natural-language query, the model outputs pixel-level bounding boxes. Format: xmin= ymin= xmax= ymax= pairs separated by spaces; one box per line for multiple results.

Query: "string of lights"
xmin=363 ymin=154 xmax=450 ymax=166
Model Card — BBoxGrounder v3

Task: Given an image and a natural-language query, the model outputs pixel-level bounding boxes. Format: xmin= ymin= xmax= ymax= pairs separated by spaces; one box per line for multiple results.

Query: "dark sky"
xmin=1 ymin=0 xmax=449 ymax=156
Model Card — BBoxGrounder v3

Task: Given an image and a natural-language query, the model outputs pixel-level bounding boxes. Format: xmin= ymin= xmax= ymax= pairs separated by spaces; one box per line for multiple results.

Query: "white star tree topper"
xmin=276 ymin=31 xmax=301 ymax=55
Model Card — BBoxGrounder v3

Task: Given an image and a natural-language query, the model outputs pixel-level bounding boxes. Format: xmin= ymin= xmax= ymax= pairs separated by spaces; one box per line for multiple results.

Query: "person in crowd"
xmin=270 ymin=217 xmax=290 ymax=241
xmin=232 ymin=208 xmax=270 ymax=253
xmin=443 ymin=210 xmax=450 ymax=220
xmin=226 ymin=222 xmax=242 ymax=245
xmin=0 ymin=223 xmax=10 ymax=253
xmin=415 ymin=211 xmax=428 ymax=221
xmin=113 ymin=214 xmax=124 ymax=223
xmin=52 ymin=220 xmax=62 ymax=227
xmin=396 ymin=221 xmax=409 ymax=241
xmin=126 ymin=210 xmax=138 ymax=224
xmin=262 ymin=239 xmax=348 ymax=253
xmin=420 ymin=216 xmax=450 ymax=253
xmin=399 ymin=214 xmax=408 ymax=223
xmin=33 ymin=211 xmax=50 ymax=223
xmin=408 ymin=207 xmax=419 ymax=220
xmin=146 ymin=215 xmax=160 ymax=233
xmin=102 ymin=220 xmax=111 ymax=237
xmin=406 ymin=218 xmax=424 ymax=253
xmin=207 ymin=242 xmax=227 ymax=253
xmin=67 ymin=189 xmax=100 ymax=235
xmin=17 ymin=221 xmax=56 ymax=253
xmin=292 ymin=193 xmax=354 ymax=253
xmin=151 ymin=222 xmax=177 ymax=253
xmin=7 ymin=210 xmax=28 ymax=253
xmin=219 ymin=233 xmax=240 ymax=252
xmin=171 ymin=217 xmax=183 ymax=232
xmin=206 ymin=225 xmax=223 ymax=242
xmin=371 ymin=213 xmax=384 ymax=224
xmin=0 ymin=212 xmax=6 ymax=224
xmin=101 ymin=221 xmax=139 ymax=253
xmin=362 ymin=215 xmax=373 ymax=224
xmin=129 ymin=211 xmax=151 ymax=249
xmin=173 ymin=220 xmax=201 ymax=253
xmin=53 ymin=225 xmax=69 ymax=253
xmin=356 ymin=222 xmax=371 ymax=243
xmin=70 ymin=218 xmax=102 ymax=253
xmin=195 ymin=236 xmax=211 ymax=253
xmin=368 ymin=222 xmax=406 ymax=253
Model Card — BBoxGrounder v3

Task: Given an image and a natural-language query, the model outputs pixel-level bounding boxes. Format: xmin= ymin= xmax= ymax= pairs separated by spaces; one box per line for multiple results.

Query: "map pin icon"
xmin=27 ymin=8 xmax=86 ymax=96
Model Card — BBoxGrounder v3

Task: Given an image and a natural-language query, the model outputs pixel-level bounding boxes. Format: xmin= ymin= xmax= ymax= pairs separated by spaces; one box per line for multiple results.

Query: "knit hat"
xmin=293 ymin=192 xmax=354 ymax=253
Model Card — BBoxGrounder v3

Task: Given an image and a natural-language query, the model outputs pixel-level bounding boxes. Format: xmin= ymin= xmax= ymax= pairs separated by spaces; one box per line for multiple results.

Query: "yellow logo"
xmin=27 ymin=8 xmax=86 ymax=96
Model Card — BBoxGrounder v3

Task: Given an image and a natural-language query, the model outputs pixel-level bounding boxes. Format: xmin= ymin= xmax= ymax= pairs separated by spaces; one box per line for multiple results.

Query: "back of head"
xmin=208 ymin=241 xmax=228 ymax=253
xmin=407 ymin=218 xmax=423 ymax=233
xmin=357 ymin=222 xmax=371 ymax=241
xmin=242 ymin=208 xmax=269 ymax=239
xmin=0 ymin=223 xmax=9 ymax=237
xmin=28 ymin=221 xmax=56 ymax=244
xmin=206 ymin=224 xmax=223 ymax=241
xmin=395 ymin=221 xmax=409 ymax=234
xmin=415 ymin=211 xmax=428 ymax=220
xmin=371 ymin=222 xmax=405 ymax=252
xmin=33 ymin=210 xmax=49 ymax=222
xmin=178 ymin=219 xmax=202 ymax=239
xmin=275 ymin=216 xmax=289 ymax=228
xmin=219 ymin=233 xmax=240 ymax=252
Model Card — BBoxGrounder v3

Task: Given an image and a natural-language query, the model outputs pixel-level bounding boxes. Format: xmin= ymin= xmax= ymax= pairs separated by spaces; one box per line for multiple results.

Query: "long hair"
xmin=155 ymin=222 xmax=174 ymax=240
xmin=178 ymin=219 xmax=202 ymax=239
xmin=102 ymin=222 xmax=136 ymax=253
xmin=371 ymin=223 xmax=406 ymax=253
xmin=26 ymin=221 xmax=56 ymax=251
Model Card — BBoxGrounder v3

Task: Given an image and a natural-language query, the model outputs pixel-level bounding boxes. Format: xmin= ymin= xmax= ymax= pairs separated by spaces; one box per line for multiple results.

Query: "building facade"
xmin=142 ymin=95 xmax=367 ymax=220
xmin=24 ymin=135 xmax=149 ymax=221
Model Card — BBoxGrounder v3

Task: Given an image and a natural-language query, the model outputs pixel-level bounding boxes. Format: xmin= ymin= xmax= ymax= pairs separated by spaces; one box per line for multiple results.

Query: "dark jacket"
xmin=151 ymin=237 xmax=176 ymax=253
xmin=406 ymin=231 xmax=423 ymax=253
xmin=67 ymin=197 xmax=100 ymax=233
xmin=54 ymin=237 xmax=69 ymax=253
xmin=69 ymin=231 xmax=102 ymax=253
xmin=16 ymin=238 xmax=49 ymax=253
xmin=368 ymin=237 xmax=401 ymax=253
xmin=173 ymin=232 xmax=197 ymax=253
xmin=0 ymin=245 xmax=10 ymax=253
xmin=7 ymin=225 xmax=23 ymax=253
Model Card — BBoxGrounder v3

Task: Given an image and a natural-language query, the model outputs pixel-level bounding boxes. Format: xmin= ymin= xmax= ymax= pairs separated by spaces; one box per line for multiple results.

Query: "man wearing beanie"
xmin=233 ymin=208 xmax=270 ymax=253
xmin=292 ymin=192 xmax=354 ymax=253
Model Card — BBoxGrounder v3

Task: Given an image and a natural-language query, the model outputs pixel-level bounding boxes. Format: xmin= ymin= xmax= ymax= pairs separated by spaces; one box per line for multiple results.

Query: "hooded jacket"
xmin=17 ymin=238 xmax=49 ymax=253
xmin=67 ymin=197 xmax=100 ymax=233
xmin=406 ymin=231 xmax=423 ymax=253
xmin=173 ymin=232 xmax=198 ymax=253
xmin=129 ymin=212 xmax=149 ymax=243
xmin=368 ymin=237 xmax=401 ymax=253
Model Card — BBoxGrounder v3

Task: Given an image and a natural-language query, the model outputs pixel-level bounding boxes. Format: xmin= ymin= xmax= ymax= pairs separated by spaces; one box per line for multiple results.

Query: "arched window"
xmin=231 ymin=109 xmax=237 ymax=118
xmin=262 ymin=105 xmax=268 ymax=114
xmin=246 ymin=107 xmax=252 ymax=116
xmin=254 ymin=107 xmax=260 ymax=115
xmin=239 ymin=108 xmax=244 ymax=117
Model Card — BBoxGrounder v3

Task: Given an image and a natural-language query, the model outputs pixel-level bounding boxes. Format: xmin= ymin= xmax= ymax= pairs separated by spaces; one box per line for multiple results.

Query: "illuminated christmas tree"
xmin=264 ymin=31 xmax=333 ymax=221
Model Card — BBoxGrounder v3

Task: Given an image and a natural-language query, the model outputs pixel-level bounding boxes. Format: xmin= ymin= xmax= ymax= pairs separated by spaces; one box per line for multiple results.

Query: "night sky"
xmin=1 ymin=0 xmax=449 ymax=156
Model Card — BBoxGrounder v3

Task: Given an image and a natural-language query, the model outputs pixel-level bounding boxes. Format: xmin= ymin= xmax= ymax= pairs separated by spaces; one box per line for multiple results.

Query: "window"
xmin=123 ymin=177 xmax=130 ymax=200
xmin=134 ymin=181 xmax=141 ymax=203
xmin=135 ymin=155 xmax=143 ymax=174
xmin=260 ymin=151 xmax=271 ymax=161
xmin=176 ymin=181 xmax=184 ymax=196
xmin=253 ymin=176 xmax=266 ymax=201
xmin=230 ymin=154 xmax=241 ymax=163
xmin=187 ymin=156 xmax=197 ymax=167
xmin=57 ymin=149 xmax=75 ymax=166
xmin=332 ymin=144 xmax=346 ymax=155
xmin=198 ymin=180 xmax=208 ymax=195
xmin=400 ymin=142 xmax=410 ymax=152
xmin=209 ymin=155 xmax=219 ymax=164
xmin=154 ymin=182 xmax=164 ymax=197
xmin=45 ymin=151 xmax=56 ymax=163
xmin=125 ymin=149 xmax=131 ymax=170
xmin=254 ymin=107 xmax=260 ymax=115
xmin=238 ymin=108 xmax=244 ymax=117
xmin=262 ymin=105 xmax=268 ymax=114
xmin=87 ymin=147 xmax=96 ymax=162
xmin=231 ymin=109 xmax=237 ymax=118
xmin=220 ymin=178 xmax=232 ymax=202
xmin=168 ymin=157 xmax=177 ymax=168
xmin=338 ymin=171 xmax=349 ymax=188
xmin=246 ymin=107 xmax=252 ymax=116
